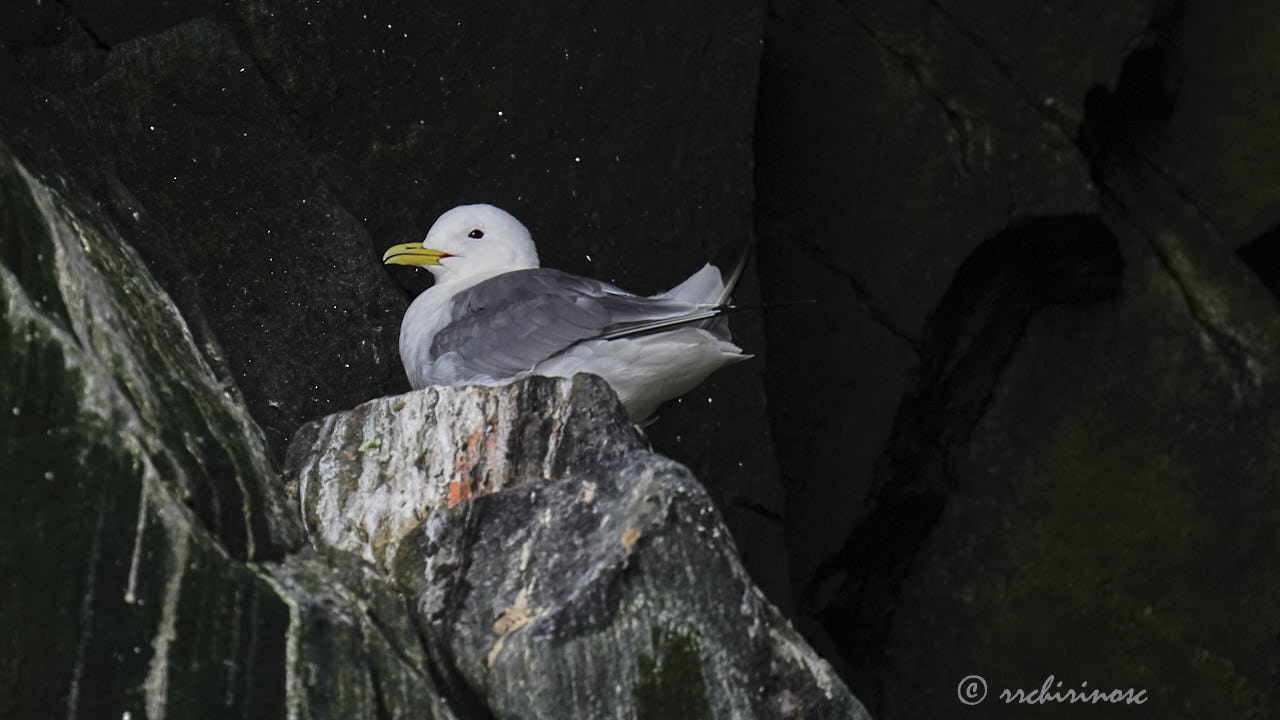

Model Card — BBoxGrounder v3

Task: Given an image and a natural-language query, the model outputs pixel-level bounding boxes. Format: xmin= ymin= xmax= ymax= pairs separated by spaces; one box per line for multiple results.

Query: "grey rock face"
xmin=393 ymin=455 xmax=861 ymax=720
xmin=285 ymin=373 xmax=867 ymax=720
xmin=285 ymin=375 xmax=646 ymax=571
xmin=0 ymin=141 xmax=457 ymax=719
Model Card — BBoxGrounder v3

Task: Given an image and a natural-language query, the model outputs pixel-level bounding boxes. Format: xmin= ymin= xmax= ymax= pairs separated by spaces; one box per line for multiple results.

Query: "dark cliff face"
xmin=5 ymin=1 xmax=1280 ymax=718
xmin=755 ymin=0 xmax=1280 ymax=715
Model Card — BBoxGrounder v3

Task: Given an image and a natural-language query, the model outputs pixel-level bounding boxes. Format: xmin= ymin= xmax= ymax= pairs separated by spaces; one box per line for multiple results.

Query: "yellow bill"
xmin=382 ymin=243 xmax=453 ymax=266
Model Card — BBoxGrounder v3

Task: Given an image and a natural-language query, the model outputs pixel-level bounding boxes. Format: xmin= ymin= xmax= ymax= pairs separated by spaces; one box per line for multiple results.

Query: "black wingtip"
xmin=599 ymin=298 xmax=819 ymax=341
xmin=712 ymin=239 xmax=752 ymax=306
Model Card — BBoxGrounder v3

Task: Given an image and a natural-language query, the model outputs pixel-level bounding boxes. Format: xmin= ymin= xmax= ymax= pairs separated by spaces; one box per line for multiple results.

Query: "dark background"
xmin=4 ymin=1 xmax=1280 ymax=717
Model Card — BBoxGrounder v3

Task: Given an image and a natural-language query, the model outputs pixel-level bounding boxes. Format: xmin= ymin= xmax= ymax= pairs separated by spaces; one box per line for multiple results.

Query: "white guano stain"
xmin=65 ymin=501 xmax=109 ymax=720
xmin=256 ymin=572 xmax=305 ymax=720
xmin=144 ymin=509 xmax=192 ymax=720
xmin=124 ymin=477 xmax=150 ymax=605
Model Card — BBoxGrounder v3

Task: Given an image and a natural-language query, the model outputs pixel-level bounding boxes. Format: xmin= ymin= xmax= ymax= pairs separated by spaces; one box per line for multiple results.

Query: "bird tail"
xmin=655 ymin=240 xmax=750 ymax=306
xmin=597 ymin=299 xmax=815 ymax=341
xmin=657 ymin=263 xmax=724 ymax=305
xmin=653 ymin=241 xmax=751 ymax=341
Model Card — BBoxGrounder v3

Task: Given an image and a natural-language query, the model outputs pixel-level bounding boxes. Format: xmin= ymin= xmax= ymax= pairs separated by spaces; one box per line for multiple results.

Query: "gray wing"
xmin=429 ymin=268 xmax=707 ymax=379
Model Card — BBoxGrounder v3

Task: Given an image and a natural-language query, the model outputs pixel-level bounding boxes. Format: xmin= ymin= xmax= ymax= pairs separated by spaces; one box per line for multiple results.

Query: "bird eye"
xmin=468 ymin=228 xmax=484 ymax=239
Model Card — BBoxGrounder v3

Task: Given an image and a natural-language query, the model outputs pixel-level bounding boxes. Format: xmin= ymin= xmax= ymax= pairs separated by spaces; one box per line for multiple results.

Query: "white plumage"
xmin=383 ymin=204 xmax=748 ymax=421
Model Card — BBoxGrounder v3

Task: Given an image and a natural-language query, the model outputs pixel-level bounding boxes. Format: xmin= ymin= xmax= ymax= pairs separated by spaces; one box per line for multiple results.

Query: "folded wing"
xmin=429 ymin=268 xmax=725 ymax=381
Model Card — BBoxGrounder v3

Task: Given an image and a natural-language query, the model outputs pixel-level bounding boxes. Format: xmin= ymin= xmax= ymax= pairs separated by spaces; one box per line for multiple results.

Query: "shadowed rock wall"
xmin=758 ymin=0 xmax=1280 ymax=716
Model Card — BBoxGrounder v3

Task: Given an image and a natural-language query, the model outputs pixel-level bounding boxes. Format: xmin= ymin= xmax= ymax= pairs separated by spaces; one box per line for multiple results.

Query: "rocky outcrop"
xmin=285 ymin=376 xmax=641 ymax=571
xmin=395 ymin=454 xmax=849 ymax=720
xmin=286 ymin=375 xmax=867 ymax=719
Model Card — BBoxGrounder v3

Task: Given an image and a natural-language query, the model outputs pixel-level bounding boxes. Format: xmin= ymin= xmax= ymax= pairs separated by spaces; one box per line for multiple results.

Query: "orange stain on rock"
xmin=447 ymin=479 xmax=469 ymax=507
xmin=448 ymin=426 xmax=498 ymax=508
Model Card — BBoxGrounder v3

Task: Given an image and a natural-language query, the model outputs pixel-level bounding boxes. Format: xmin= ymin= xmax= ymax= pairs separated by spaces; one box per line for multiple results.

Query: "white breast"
xmin=399 ymin=286 xmax=460 ymax=389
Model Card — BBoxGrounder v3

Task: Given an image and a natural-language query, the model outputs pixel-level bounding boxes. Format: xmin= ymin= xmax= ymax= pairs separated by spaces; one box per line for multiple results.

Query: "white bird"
xmin=382 ymin=204 xmax=750 ymax=420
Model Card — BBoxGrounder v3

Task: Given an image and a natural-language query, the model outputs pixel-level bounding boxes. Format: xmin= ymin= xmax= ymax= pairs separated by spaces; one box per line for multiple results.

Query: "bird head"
xmin=383 ymin=204 xmax=540 ymax=285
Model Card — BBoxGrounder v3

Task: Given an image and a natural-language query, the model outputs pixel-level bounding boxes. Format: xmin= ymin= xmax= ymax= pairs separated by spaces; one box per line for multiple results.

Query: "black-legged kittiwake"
xmin=382 ymin=204 xmax=750 ymax=420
